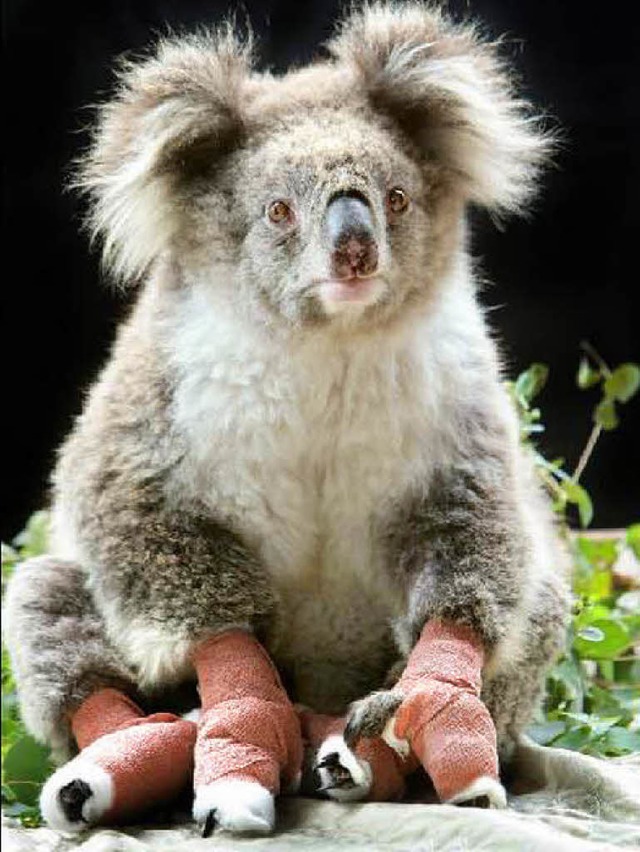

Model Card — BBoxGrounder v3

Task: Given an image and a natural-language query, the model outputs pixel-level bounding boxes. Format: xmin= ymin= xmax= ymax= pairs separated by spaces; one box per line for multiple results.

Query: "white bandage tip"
xmin=193 ymin=779 xmax=275 ymax=834
xmin=446 ymin=775 xmax=508 ymax=809
xmin=316 ymin=734 xmax=372 ymax=802
xmin=40 ymin=757 xmax=113 ymax=833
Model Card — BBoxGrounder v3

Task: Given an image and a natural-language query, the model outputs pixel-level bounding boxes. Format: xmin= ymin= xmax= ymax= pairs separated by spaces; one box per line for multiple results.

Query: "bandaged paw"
xmin=315 ymin=734 xmax=372 ymax=801
xmin=382 ymin=619 xmax=502 ymax=805
xmin=40 ymin=757 xmax=113 ymax=832
xmin=446 ymin=775 xmax=507 ymax=809
xmin=42 ymin=688 xmax=197 ymax=832
xmin=194 ymin=779 xmax=275 ymax=834
xmin=298 ymin=706 xmax=412 ymax=803
xmin=192 ymin=630 xmax=303 ymax=823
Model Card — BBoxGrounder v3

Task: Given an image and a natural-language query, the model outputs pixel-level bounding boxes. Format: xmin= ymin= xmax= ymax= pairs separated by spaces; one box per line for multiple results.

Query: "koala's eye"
xmin=386 ymin=187 xmax=410 ymax=215
xmin=267 ymin=200 xmax=294 ymax=225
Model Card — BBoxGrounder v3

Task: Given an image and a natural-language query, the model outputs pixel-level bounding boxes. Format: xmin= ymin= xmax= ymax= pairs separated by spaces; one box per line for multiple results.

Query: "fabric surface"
xmin=4 ymin=737 xmax=639 ymax=850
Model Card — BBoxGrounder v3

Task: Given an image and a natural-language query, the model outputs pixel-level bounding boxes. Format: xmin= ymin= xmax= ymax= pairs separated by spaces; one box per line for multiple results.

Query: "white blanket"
xmin=4 ymin=737 xmax=639 ymax=851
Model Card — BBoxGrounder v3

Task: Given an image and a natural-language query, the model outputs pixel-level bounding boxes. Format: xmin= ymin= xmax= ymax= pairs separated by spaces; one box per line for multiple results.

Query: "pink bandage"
xmin=391 ymin=620 xmax=499 ymax=802
xmin=193 ymin=630 xmax=302 ymax=795
xmin=297 ymin=708 xmax=417 ymax=801
xmin=70 ymin=688 xmax=197 ymax=822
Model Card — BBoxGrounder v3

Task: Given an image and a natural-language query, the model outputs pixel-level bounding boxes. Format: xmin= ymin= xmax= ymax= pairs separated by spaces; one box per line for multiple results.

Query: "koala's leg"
xmin=3 ymin=556 xmax=197 ymax=832
xmin=482 ymin=577 xmax=569 ymax=766
xmin=321 ymin=622 xmax=505 ymax=808
xmin=343 ymin=422 xmax=569 ymax=809
xmin=191 ymin=630 xmax=303 ymax=835
xmin=297 ymin=706 xmax=417 ymax=803
xmin=2 ymin=556 xmax=136 ymax=761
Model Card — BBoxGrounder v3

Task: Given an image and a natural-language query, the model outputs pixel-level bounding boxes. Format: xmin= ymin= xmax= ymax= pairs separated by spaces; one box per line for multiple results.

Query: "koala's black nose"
xmin=325 ymin=192 xmax=379 ymax=279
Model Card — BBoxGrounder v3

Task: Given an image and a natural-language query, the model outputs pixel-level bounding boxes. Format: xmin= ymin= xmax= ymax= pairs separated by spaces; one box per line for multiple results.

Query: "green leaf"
xmin=586 ymin=684 xmax=633 ymax=725
xmin=515 ymin=363 xmax=549 ymax=404
xmin=2 ymin=735 xmax=52 ymax=807
xmin=576 ymin=536 xmax=620 ymax=572
xmin=526 ymin=720 xmax=566 ymax=745
xmin=575 ymin=603 xmax=611 ymax=628
xmin=551 ymin=725 xmax=593 ymax=751
xmin=627 ymin=524 xmax=640 ymax=560
xmin=577 ymin=357 xmax=601 ymax=389
xmin=12 ymin=511 xmax=49 ymax=560
xmin=604 ymin=363 xmax=640 ymax=403
xmin=562 ymin=481 xmax=594 ymax=527
xmin=573 ymin=618 xmax=631 ymax=660
xmin=594 ymin=397 xmax=619 ymax=430
xmin=576 ymin=626 xmax=605 ymax=643
xmin=547 ymin=656 xmax=584 ymax=712
xmin=599 ymin=726 xmax=640 ymax=756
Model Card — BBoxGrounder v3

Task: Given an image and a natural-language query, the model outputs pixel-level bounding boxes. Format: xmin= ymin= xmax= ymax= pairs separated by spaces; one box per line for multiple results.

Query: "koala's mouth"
xmin=313 ymin=276 xmax=387 ymax=312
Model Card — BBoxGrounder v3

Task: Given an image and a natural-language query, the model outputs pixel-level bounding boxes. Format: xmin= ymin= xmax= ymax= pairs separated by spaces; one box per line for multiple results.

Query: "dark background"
xmin=3 ymin=0 xmax=638 ymax=541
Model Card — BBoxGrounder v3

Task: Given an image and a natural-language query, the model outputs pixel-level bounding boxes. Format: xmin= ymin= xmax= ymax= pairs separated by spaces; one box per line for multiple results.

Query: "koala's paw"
xmin=40 ymin=758 xmax=113 ymax=832
xmin=447 ymin=776 xmax=508 ymax=810
xmin=314 ymin=735 xmax=372 ymax=802
xmin=194 ymin=780 xmax=275 ymax=836
xmin=343 ymin=689 xmax=405 ymax=748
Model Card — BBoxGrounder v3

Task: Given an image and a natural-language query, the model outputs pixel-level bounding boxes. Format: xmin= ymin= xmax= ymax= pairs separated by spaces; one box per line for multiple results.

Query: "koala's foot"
xmin=447 ymin=776 xmax=507 ymax=809
xmin=343 ymin=690 xmax=405 ymax=748
xmin=192 ymin=631 xmax=303 ymax=835
xmin=40 ymin=759 xmax=113 ymax=832
xmin=314 ymin=735 xmax=372 ymax=802
xmin=194 ymin=780 xmax=275 ymax=836
xmin=41 ymin=688 xmax=197 ymax=832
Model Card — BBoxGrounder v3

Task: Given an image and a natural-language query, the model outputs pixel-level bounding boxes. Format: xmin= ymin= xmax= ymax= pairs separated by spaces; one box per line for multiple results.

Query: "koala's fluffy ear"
xmin=329 ymin=3 xmax=552 ymax=213
xmin=77 ymin=27 xmax=252 ymax=285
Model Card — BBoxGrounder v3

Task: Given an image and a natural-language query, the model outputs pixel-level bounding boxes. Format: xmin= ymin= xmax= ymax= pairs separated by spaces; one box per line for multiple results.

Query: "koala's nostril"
xmin=332 ymin=236 xmax=379 ymax=279
xmin=326 ymin=193 xmax=379 ymax=279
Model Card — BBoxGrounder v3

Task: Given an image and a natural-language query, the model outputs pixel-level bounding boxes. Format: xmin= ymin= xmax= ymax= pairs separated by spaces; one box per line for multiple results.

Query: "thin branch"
xmin=573 ymin=423 xmax=603 ymax=484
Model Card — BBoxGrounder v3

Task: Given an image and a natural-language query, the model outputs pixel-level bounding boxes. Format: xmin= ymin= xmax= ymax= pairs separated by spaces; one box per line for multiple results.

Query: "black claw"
xmin=315 ymin=751 xmax=341 ymax=770
xmin=314 ymin=751 xmax=357 ymax=794
xmin=58 ymin=779 xmax=92 ymax=823
xmin=202 ymin=809 xmax=217 ymax=837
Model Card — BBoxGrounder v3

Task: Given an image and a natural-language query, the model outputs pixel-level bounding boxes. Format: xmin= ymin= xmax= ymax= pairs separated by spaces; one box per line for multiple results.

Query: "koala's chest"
xmin=170 ymin=349 xmax=431 ymax=596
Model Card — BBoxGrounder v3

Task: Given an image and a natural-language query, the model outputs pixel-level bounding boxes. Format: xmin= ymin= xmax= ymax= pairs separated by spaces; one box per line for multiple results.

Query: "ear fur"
xmin=329 ymin=3 xmax=553 ymax=213
xmin=76 ymin=26 xmax=252 ymax=285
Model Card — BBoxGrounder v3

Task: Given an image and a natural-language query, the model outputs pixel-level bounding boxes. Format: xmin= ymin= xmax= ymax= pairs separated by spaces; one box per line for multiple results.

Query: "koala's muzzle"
xmin=325 ymin=193 xmax=379 ymax=280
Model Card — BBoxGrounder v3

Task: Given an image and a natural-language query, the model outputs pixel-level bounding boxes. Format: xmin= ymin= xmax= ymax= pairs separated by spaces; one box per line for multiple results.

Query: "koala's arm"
xmin=51 ymin=327 xmax=276 ymax=679
xmin=385 ymin=402 xmax=529 ymax=653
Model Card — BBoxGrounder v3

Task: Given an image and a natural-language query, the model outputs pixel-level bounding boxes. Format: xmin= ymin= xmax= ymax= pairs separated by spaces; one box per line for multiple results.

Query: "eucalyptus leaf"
xmin=3 ymin=736 xmax=52 ymax=807
xmin=599 ymin=726 xmax=640 ymax=756
xmin=604 ymin=363 xmax=640 ymax=403
xmin=551 ymin=726 xmax=593 ymax=751
xmin=515 ymin=363 xmax=549 ymax=404
xmin=562 ymin=481 xmax=593 ymax=528
xmin=573 ymin=619 xmax=631 ymax=660
xmin=526 ymin=720 xmax=565 ymax=745
xmin=577 ymin=357 xmax=601 ymax=389
xmin=12 ymin=510 xmax=49 ymax=559
xmin=576 ymin=626 xmax=605 ymax=642
xmin=594 ymin=398 xmax=619 ymax=430
xmin=627 ymin=524 xmax=640 ymax=560
xmin=576 ymin=536 xmax=620 ymax=572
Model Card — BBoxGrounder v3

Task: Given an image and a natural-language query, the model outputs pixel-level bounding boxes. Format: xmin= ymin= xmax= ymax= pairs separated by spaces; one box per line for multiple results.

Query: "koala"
xmin=4 ymin=1 xmax=569 ymax=837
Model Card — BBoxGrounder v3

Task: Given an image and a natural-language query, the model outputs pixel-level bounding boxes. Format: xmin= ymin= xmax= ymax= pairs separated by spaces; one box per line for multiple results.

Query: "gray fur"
xmin=2 ymin=557 xmax=136 ymax=762
xmin=4 ymin=2 xmax=569 ymax=781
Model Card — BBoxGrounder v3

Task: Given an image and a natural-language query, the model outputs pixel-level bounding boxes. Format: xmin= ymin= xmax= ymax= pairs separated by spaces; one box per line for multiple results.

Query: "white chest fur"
xmin=161 ymin=282 xmax=482 ymax=707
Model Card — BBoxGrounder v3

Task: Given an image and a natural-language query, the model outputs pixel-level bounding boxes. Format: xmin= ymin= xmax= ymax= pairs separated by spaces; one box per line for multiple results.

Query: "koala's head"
xmin=80 ymin=3 xmax=551 ymax=331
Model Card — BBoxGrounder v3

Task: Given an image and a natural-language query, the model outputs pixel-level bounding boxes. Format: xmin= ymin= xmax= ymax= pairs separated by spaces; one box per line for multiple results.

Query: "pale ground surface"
xmin=3 ymin=739 xmax=640 ymax=851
